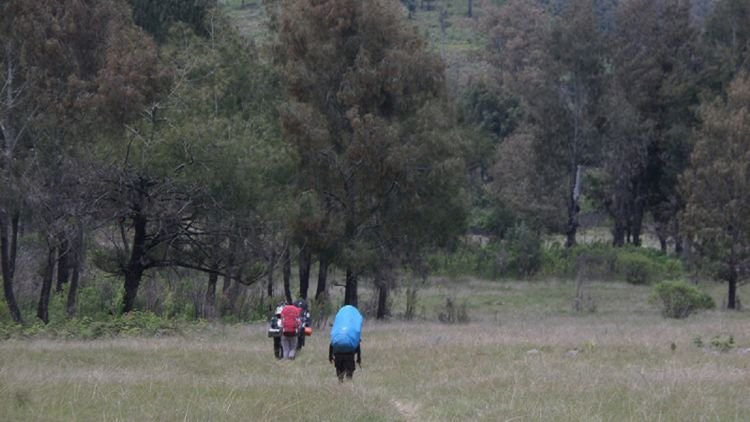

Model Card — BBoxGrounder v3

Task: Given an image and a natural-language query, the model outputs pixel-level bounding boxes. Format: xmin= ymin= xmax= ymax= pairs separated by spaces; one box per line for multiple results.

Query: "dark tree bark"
xmin=220 ymin=269 xmax=232 ymax=316
xmin=565 ymin=192 xmax=579 ymax=248
xmin=344 ymin=267 xmax=358 ymax=307
xmin=266 ymin=248 xmax=276 ymax=298
xmin=298 ymin=245 xmax=311 ymax=300
xmin=66 ymin=226 xmax=84 ymax=316
xmin=122 ymin=212 xmax=148 ymax=314
xmin=204 ymin=264 xmax=219 ymax=319
xmin=727 ymin=245 xmax=738 ymax=310
xmin=630 ymin=198 xmax=645 ymax=247
xmin=37 ymin=243 xmax=56 ymax=324
xmin=376 ymin=283 xmax=388 ymax=320
xmin=55 ymin=235 xmax=71 ymax=293
xmin=728 ymin=269 xmax=737 ymax=310
xmin=283 ymin=245 xmax=292 ymax=303
xmin=315 ymin=256 xmax=329 ymax=299
xmin=0 ymin=210 xmax=23 ymax=323
xmin=612 ymin=215 xmax=626 ymax=247
xmin=467 ymin=0 xmax=473 ymax=17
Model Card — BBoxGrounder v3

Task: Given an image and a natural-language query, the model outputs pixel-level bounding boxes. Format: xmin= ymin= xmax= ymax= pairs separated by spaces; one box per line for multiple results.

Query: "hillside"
xmin=219 ymin=0 xmax=495 ymax=96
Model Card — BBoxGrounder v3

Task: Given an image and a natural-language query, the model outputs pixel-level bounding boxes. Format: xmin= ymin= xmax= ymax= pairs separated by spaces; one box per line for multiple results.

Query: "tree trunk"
xmin=727 ymin=264 xmax=738 ymax=310
xmin=376 ymin=283 xmax=388 ymax=320
xmin=315 ymin=256 xmax=329 ymax=299
xmin=220 ymin=273 xmax=232 ymax=317
xmin=55 ymin=235 xmax=71 ymax=293
xmin=658 ymin=236 xmax=667 ymax=253
xmin=612 ymin=215 xmax=626 ymax=247
xmin=37 ymin=243 xmax=56 ymax=324
xmin=122 ymin=213 xmax=148 ymax=314
xmin=66 ymin=226 xmax=84 ymax=317
xmin=467 ymin=0 xmax=473 ymax=17
xmin=298 ymin=245 xmax=311 ymax=300
xmin=631 ymin=200 xmax=645 ymax=247
xmin=727 ymin=245 xmax=738 ymax=310
xmin=283 ymin=245 xmax=292 ymax=303
xmin=344 ymin=267 xmax=358 ymax=307
xmin=267 ymin=248 xmax=276 ymax=298
xmin=565 ymin=167 xmax=581 ymax=248
xmin=204 ymin=264 xmax=219 ymax=319
xmin=0 ymin=210 xmax=22 ymax=323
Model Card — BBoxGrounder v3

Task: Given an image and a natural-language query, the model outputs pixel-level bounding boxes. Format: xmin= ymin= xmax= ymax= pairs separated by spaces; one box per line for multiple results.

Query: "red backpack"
xmin=280 ymin=305 xmax=301 ymax=337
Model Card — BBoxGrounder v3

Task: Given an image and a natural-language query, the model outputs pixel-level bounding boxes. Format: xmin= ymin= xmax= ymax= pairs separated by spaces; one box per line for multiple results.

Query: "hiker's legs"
xmin=288 ymin=336 xmax=297 ymax=359
xmin=334 ymin=354 xmax=355 ymax=381
xmin=336 ymin=368 xmax=345 ymax=382
xmin=281 ymin=336 xmax=298 ymax=359
xmin=273 ymin=337 xmax=282 ymax=359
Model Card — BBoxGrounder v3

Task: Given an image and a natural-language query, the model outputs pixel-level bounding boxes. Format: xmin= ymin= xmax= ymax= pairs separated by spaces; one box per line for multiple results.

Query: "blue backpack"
xmin=330 ymin=305 xmax=363 ymax=353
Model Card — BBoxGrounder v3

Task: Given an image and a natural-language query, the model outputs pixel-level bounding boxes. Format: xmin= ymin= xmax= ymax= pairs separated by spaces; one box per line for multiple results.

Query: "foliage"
xmin=709 ymin=334 xmax=736 ymax=352
xmin=651 ymin=280 xmax=715 ymax=319
xmin=504 ymin=222 xmax=542 ymax=278
xmin=0 ymin=311 xmax=205 ymax=340
xmin=542 ymin=244 xmax=682 ymax=283
xmin=128 ymin=0 xmax=218 ymax=41
xmin=275 ymin=0 xmax=467 ymax=305
xmin=616 ymin=252 xmax=661 ymax=285
xmin=681 ymin=72 xmax=750 ymax=309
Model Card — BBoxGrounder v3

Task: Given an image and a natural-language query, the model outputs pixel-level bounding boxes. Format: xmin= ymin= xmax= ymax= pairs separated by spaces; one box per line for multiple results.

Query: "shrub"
xmin=651 ymin=280 xmax=715 ymax=319
xmin=438 ymin=297 xmax=469 ymax=323
xmin=506 ymin=222 xmax=542 ymax=277
xmin=709 ymin=334 xmax=735 ymax=352
xmin=617 ymin=252 xmax=660 ymax=285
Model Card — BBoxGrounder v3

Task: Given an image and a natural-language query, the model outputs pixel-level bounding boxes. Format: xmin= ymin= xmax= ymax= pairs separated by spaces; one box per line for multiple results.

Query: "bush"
xmin=651 ymin=280 xmax=715 ymax=319
xmin=617 ymin=252 xmax=661 ymax=285
xmin=437 ymin=297 xmax=469 ymax=323
xmin=506 ymin=222 xmax=542 ymax=277
xmin=541 ymin=243 xmax=619 ymax=280
xmin=0 ymin=311 xmax=200 ymax=340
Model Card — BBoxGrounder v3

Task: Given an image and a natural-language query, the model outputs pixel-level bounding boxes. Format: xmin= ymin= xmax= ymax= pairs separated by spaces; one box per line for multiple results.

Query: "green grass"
xmin=2 ymin=279 xmax=748 ymax=421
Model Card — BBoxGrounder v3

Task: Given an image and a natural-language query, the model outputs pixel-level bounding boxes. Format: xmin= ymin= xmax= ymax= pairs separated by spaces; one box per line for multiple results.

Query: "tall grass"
xmin=1 ymin=280 xmax=748 ymax=421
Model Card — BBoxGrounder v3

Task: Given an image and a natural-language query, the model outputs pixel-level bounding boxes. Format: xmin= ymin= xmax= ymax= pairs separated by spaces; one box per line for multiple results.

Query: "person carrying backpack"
xmin=280 ymin=303 xmax=302 ymax=360
xmin=267 ymin=302 xmax=286 ymax=359
xmin=294 ymin=299 xmax=311 ymax=350
xmin=329 ymin=305 xmax=363 ymax=382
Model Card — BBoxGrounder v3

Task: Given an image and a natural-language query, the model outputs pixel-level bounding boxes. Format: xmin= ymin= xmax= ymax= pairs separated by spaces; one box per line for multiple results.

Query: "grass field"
xmin=1 ymin=279 xmax=749 ymax=421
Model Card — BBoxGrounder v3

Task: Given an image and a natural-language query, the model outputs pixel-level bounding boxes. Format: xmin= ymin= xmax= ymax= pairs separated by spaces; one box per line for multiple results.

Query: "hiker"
xmin=329 ymin=305 xmax=363 ymax=382
xmin=295 ymin=299 xmax=311 ymax=350
xmin=268 ymin=302 xmax=286 ymax=359
xmin=329 ymin=342 xmax=361 ymax=382
xmin=279 ymin=303 xmax=302 ymax=360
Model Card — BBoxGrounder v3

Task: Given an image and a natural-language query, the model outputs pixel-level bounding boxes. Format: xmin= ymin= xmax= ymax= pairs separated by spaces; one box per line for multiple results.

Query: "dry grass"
xmin=1 ymin=280 xmax=749 ymax=421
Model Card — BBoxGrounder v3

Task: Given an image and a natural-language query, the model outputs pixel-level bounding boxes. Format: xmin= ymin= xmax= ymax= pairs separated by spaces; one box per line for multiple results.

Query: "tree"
xmin=94 ymin=15 xmax=289 ymax=314
xmin=595 ymin=82 xmax=652 ymax=247
xmin=681 ymin=72 xmax=750 ymax=310
xmin=1 ymin=0 xmax=163 ymax=322
xmin=607 ymin=0 xmax=701 ymax=250
xmin=276 ymin=0 xmax=466 ymax=307
xmin=702 ymin=0 xmax=750 ymax=95
xmin=487 ymin=0 xmax=606 ymax=246
xmin=128 ymin=0 xmax=217 ymax=42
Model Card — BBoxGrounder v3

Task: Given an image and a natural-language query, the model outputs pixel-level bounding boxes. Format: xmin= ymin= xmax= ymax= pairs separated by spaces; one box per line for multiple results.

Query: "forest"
xmin=1 ymin=0 xmax=749 ymax=332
